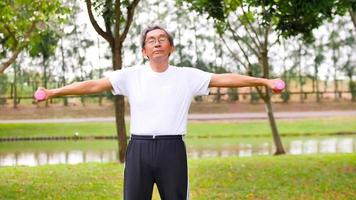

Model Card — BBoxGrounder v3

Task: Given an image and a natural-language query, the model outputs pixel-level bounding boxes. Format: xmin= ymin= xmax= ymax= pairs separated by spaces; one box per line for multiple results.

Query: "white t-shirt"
xmin=106 ymin=64 xmax=212 ymax=136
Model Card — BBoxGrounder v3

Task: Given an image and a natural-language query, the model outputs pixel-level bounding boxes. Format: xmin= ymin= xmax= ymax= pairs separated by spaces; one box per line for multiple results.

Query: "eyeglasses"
xmin=145 ymin=36 xmax=169 ymax=45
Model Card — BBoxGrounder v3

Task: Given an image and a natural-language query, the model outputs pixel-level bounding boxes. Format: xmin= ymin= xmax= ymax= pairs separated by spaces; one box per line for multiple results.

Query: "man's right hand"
xmin=34 ymin=87 xmax=52 ymax=102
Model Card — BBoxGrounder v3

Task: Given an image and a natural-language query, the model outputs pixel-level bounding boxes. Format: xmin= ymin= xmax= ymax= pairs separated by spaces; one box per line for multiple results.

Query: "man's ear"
xmin=141 ymin=48 xmax=148 ymax=59
xmin=170 ymin=46 xmax=175 ymax=54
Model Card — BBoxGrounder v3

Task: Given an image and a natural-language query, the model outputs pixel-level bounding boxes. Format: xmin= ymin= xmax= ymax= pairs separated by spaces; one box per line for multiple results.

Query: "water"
xmin=0 ymin=136 xmax=354 ymax=167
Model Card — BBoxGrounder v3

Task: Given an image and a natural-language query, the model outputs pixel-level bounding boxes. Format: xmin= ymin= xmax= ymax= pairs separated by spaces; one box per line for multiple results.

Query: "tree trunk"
xmin=13 ymin=62 xmax=17 ymax=109
xmin=261 ymin=45 xmax=285 ymax=155
xmin=349 ymin=9 xmax=356 ymax=30
xmin=214 ymin=88 xmax=221 ymax=103
xmin=60 ymin=39 xmax=68 ymax=106
xmin=314 ymin=64 xmax=321 ymax=103
xmin=98 ymin=69 xmax=103 ymax=106
xmin=332 ymin=43 xmax=339 ymax=102
xmin=264 ymin=96 xmax=285 ymax=154
xmin=333 ymin=69 xmax=339 ymax=102
xmin=114 ymin=95 xmax=127 ymax=163
xmin=349 ymin=75 xmax=356 ymax=102
xmin=298 ymin=44 xmax=304 ymax=103
xmin=42 ymin=57 xmax=49 ymax=107
xmin=316 ymin=77 xmax=320 ymax=103
xmin=85 ymin=0 xmax=140 ymax=163
xmin=113 ymin=46 xmax=127 ymax=163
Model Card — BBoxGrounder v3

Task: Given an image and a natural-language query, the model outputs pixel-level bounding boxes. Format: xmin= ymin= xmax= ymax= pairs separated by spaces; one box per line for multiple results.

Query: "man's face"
xmin=142 ymin=29 xmax=174 ymax=61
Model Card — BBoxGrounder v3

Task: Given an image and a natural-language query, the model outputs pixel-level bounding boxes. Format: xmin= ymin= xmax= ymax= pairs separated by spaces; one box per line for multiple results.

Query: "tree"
xmin=0 ymin=0 xmax=69 ymax=73
xmin=181 ymin=0 xmax=356 ymax=154
xmin=328 ymin=30 xmax=343 ymax=101
xmin=85 ymin=0 xmax=140 ymax=163
xmin=341 ymin=34 xmax=356 ymax=101
xmin=258 ymin=0 xmax=356 ymax=41
xmin=29 ymin=30 xmax=61 ymax=107
xmin=0 ymin=73 xmax=7 ymax=105
xmin=182 ymin=0 xmax=287 ymax=154
xmin=342 ymin=54 xmax=356 ymax=101
xmin=312 ymin=42 xmax=324 ymax=103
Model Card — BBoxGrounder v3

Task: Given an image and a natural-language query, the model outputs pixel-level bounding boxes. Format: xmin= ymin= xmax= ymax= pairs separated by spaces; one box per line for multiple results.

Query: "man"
xmin=36 ymin=25 xmax=283 ymax=200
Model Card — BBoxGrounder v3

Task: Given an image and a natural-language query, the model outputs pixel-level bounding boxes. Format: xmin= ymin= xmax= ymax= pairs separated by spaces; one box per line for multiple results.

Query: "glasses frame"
xmin=145 ymin=36 xmax=169 ymax=46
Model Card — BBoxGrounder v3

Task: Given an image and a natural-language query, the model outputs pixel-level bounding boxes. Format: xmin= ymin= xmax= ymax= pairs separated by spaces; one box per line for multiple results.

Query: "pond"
xmin=0 ymin=135 xmax=354 ymax=167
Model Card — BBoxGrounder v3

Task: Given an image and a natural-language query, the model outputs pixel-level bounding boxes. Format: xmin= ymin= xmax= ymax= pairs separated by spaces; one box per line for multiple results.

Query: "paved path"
xmin=0 ymin=110 xmax=355 ymax=123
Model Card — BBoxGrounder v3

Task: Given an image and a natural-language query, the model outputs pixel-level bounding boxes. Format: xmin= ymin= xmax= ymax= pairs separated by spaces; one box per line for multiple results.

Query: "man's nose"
xmin=154 ymin=42 xmax=161 ymax=47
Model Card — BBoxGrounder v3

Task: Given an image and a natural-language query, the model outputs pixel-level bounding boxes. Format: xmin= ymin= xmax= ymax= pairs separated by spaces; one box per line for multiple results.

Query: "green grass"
xmin=0 ymin=154 xmax=355 ymax=200
xmin=0 ymin=140 xmax=118 ymax=152
xmin=0 ymin=117 xmax=355 ymax=138
xmin=0 ymin=122 xmax=116 ymax=137
xmin=188 ymin=117 xmax=356 ymax=137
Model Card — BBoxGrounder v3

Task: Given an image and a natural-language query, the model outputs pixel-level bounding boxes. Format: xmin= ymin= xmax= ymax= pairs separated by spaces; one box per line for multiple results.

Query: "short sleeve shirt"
xmin=105 ymin=64 xmax=212 ymax=135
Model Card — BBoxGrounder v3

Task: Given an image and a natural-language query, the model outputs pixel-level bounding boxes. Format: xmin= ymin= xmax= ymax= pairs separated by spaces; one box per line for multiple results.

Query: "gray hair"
xmin=140 ymin=25 xmax=174 ymax=49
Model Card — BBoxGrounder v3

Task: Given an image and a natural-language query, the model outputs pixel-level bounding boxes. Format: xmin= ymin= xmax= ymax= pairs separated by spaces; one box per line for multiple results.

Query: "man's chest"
xmin=128 ymin=76 xmax=190 ymax=108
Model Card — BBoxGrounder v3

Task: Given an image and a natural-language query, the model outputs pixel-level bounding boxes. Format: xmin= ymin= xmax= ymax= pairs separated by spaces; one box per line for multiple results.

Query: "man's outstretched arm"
xmin=36 ymin=78 xmax=113 ymax=101
xmin=209 ymin=73 xmax=281 ymax=90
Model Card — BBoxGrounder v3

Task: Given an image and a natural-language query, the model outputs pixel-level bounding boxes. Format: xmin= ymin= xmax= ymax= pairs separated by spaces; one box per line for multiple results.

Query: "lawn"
xmin=0 ymin=154 xmax=355 ymax=200
xmin=0 ymin=117 xmax=355 ymax=138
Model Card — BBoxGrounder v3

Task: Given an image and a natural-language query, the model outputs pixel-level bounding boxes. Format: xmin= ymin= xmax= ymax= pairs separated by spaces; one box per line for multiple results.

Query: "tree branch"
xmin=263 ymin=25 xmax=271 ymax=50
xmin=85 ymin=0 xmax=113 ymax=45
xmin=0 ymin=22 xmax=37 ymax=73
xmin=227 ymin=22 xmax=260 ymax=57
xmin=219 ymin=34 xmax=247 ymax=70
xmin=4 ymin=25 xmax=18 ymax=48
xmin=255 ymin=86 xmax=267 ymax=101
xmin=239 ymin=4 xmax=263 ymax=47
xmin=349 ymin=9 xmax=356 ymax=30
xmin=114 ymin=0 xmax=122 ymax=42
xmin=119 ymin=0 xmax=140 ymax=45
xmin=226 ymin=21 xmax=254 ymax=69
xmin=104 ymin=0 xmax=114 ymax=41
xmin=0 ymin=48 xmax=22 ymax=73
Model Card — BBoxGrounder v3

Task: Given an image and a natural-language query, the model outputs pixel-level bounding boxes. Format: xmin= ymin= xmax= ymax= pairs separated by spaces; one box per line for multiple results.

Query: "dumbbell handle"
xmin=34 ymin=90 xmax=47 ymax=101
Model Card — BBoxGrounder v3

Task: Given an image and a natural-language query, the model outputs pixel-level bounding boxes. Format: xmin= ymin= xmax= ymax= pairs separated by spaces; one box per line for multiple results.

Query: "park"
xmin=0 ymin=0 xmax=355 ymax=200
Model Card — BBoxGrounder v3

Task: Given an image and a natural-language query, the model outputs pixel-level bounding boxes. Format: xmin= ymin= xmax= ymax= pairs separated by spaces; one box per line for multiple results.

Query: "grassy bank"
xmin=0 ymin=154 xmax=355 ymax=200
xmin=0 ymin=117 xmax=355 ymax=138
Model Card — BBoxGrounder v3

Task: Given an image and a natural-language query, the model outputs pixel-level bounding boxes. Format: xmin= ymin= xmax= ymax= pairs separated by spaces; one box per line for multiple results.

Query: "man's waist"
xmin=130 ymin=134 xmax=184 ymax=140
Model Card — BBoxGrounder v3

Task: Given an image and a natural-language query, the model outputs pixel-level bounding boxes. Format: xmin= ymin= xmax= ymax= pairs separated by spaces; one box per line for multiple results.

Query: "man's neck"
xmin=148 ymin=59 xmax=169 ymax=72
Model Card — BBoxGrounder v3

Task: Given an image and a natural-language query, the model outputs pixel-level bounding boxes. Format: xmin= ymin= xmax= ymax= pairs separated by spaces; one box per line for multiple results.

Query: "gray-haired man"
xmin=37 ymin=25 xmax=283 ymax=200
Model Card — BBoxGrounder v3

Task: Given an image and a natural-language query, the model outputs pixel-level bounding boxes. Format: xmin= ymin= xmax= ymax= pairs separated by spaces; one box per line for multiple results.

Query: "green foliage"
xmin=92 ymin=0 xmax=135 ymax=33
xmin=28 ymin=30 xmax=61 ymax=59
xmin=238 ymin=10 xmax=255 ymax=25
xmin=250 ymin=63 xmax=262 ymax=77
xmin=227 ymin=88 xmax=239 ymax=102
xmin=181 ymin=0 xmax=355 ymax=42
xmin=250 ymin=90 xmax=260 ymax=103
xmin=177 ymin=0 xmax=225 ymax=21
xmin=251 ymin=0 xmax=354 ymax=41
xmin=0 ymin=0 xmax=70 ymax=70
xmin=280 ymin=90 xmax=290 ymax=103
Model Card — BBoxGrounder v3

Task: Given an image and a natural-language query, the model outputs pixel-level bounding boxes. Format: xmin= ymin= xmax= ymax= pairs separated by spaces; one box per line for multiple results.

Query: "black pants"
xmin=124 ymin=135 xmax=188 ymax=200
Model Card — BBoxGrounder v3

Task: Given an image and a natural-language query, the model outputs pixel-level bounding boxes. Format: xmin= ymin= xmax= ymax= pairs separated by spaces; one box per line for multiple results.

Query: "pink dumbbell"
xmin=34 ymin=90 xmax=47 ymax=101
xmin=272 ymin=80 xmax=285 ymax=94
